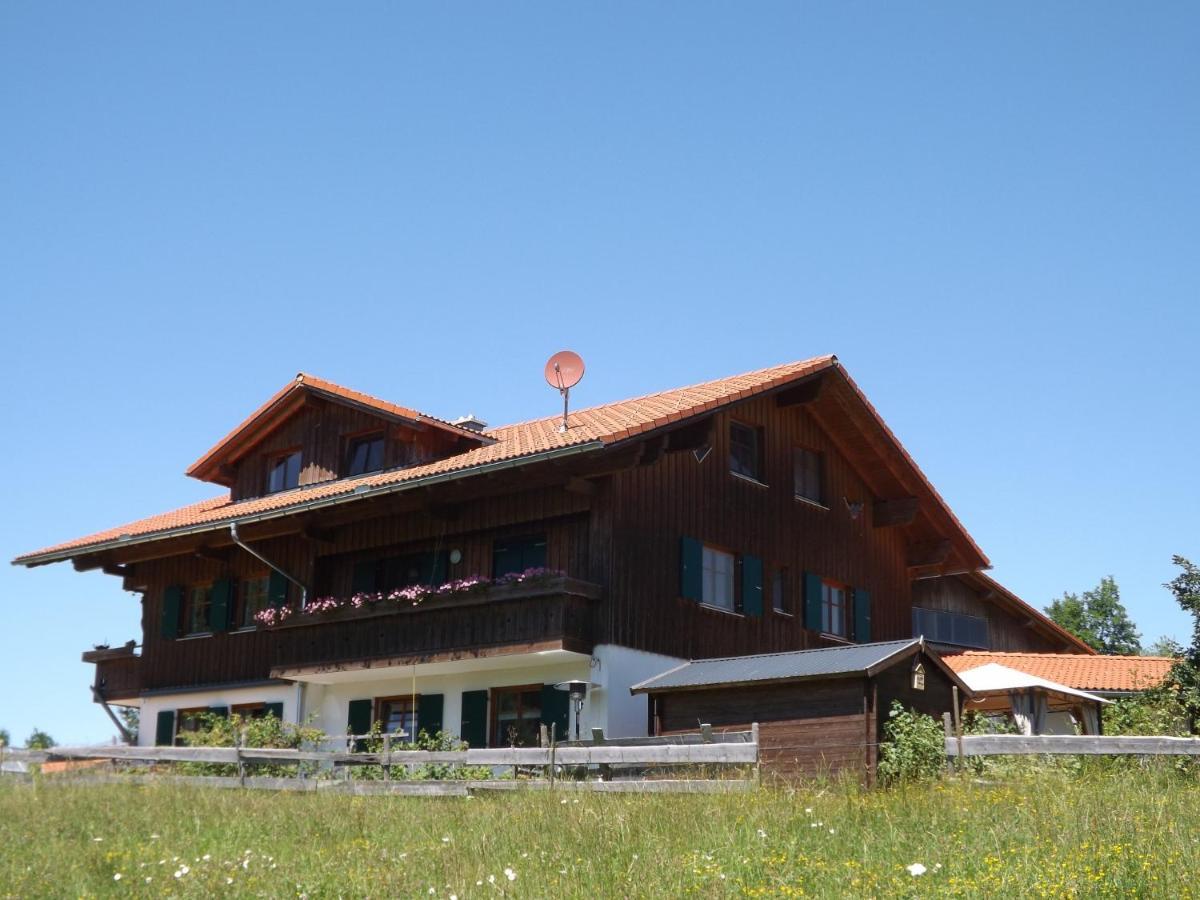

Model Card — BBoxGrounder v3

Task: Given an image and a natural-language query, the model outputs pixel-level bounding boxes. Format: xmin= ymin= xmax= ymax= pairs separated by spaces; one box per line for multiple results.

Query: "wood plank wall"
xmin=911 ymin=577 xmax=1062 ymax=652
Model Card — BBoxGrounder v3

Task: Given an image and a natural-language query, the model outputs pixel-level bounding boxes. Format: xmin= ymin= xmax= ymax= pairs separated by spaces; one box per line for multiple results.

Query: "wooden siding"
xmin=598 ymin=395 xmax=912 ymax=660
xmin=912 ymin=577 xmax=1063 ymax=653
xmin=94 ymin=655 xmax=141 ymax=702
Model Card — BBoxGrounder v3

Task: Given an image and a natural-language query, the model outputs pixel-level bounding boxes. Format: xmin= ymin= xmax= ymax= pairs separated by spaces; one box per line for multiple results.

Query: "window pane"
xmin=772 ymin=569 xmax=787 ymax=613
xmin=188 ymin=585 xmax=211 ymax=633
xmin=730 ymin=423 xmax=760 ymax=480
xmin=493 ymin=534 xmax=548 ymax=577
xmin=379 ymin=698 xmax=418 ymax=742
xmin=795 ymin=448 xmax=822 ymax=502
xmin=348 ymin=435 xmax=385 ymax=476
xmin=702 ymin=547 xmax=735 ymax=610
xmin=240 ymin=576 xmax=270 ymax=627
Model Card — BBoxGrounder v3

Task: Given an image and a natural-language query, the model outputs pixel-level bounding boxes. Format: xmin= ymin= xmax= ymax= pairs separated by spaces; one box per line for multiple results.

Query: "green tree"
xmin=1146 ymin=636 xmax=1184 ymax=657
xmin=25 ymin=728 xmax=55 ymax=750
xmin=1046 ymin=576 xmax=1141 ymax=655
xmin=1164 ymin=555 xmax=1200 ymax=731
xmin=0 ymin=728 xmax=9 ymax=748
xmin=118 ymin=707 xmax=139 ymax=743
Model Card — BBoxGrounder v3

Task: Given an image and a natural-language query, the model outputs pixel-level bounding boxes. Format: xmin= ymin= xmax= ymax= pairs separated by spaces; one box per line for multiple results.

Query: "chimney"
xmin=451 ymin=413 xmax=488 ymax=433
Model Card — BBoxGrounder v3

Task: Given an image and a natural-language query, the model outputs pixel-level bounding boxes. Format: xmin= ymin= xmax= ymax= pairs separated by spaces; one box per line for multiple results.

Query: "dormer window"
xmin=267 ymin=450 xmax=302 ymax=493
xmin=346 ymin=433 xmax=385 ymax=477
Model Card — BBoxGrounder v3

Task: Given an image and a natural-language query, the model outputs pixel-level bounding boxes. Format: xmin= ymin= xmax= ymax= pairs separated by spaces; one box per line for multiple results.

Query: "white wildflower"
xmin=505 ymin=867 xmax=517 ymax=881
xmin=829 ymin=829 xmax=835 ymax=834
xmin=202 ymin=854 xmax=211 ymax=861
xmin=92 ymin=837 xmax=103 ymax=842
xmin=226 ymin=877 xmax=234 ymax=885
xmin=805 ymin=807 xmax=813 ymax=814
xmin=442 ymin=836 xmax=450 ymax=843
xmin=428 ymin=888 xmax=436 ymax=895
xmin=488 ymin=874 xmax=496 ymax=884
xmin=907 ymin=863 xmax=927 ymax=877
xmin=113 ymin=873 xmax=122 ymax=881
xmin=757 ymin=828 xmax=767 ymax=839
xmin=145 ymin=877 xmax=152 ymax=884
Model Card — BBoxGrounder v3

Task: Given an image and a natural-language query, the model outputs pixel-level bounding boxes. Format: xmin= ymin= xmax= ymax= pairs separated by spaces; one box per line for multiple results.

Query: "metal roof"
xmin=630 ymin=639 xmax=926 ymax=693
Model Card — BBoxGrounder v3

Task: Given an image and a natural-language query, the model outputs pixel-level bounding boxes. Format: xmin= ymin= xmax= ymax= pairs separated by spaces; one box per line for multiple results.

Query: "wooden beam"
xmin=775 ymin=377 xmax=824 ymax=408
xmin=72 ymin=556 xmax=106 ymax=573
xmin=637 ymin=435 xmax=668 ymax=468
xmin=563 ymin=477 xmax=596 ymax=497
xmin=873 ymin=497 xmax=919 ymax=528
xmin=194 ymin=545 xmax=232 ymax=563
xmin=101 ymin=564 xmax=132 ymax=579
xmin=299 ymin=523 xmax=336 ymax=545
xmin=664 ymin=417 xmax=714 ymax=453
xmin=907 ymin=539 xmax=952 ymax=568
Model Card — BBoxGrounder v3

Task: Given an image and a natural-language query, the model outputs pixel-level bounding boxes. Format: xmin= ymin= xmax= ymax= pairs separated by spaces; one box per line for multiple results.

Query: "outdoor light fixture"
xmin=554 ymin=680 xmax=589 ymax=741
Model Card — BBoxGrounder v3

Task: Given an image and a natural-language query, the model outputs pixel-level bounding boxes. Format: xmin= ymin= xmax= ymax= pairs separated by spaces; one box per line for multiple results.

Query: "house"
xmin=630 ymin=638 xmax=973 ymax=781
xmin=12 ymin=356 xmax=1085 ymax=748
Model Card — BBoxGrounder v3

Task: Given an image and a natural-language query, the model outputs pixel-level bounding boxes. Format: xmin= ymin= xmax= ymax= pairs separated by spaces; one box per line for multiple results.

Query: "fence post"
xmin=549 ymin=723 xmax=557 ymax=789
xmin=382 ymin=733 xmax=391 ymax=783
xmin=951 ymin=686 xmax=965 ymax=769
xmin=236 ymin=728 xmax=246 ymax=788
xmin=593 ymin=728 xmax=611 ymax=782
xmin=751 ymin=722 xmax=761 ymax=787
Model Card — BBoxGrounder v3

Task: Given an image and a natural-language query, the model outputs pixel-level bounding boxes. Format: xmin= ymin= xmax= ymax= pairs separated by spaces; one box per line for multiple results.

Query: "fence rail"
xmin=946 ymin=734 xmax=1200 ymax=758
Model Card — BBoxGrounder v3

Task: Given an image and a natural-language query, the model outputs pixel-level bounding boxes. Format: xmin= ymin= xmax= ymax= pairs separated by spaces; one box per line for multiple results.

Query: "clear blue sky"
xmin=2 ymin=4 xmax=1197 ymax=745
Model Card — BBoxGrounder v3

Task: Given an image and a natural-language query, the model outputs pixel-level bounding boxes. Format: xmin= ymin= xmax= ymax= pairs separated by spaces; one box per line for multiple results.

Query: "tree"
xmin=1164 ymin=555 xmax=1200 ymax=730
xmin=25 ymin=728 xmax=55 ymax=750
xmin=119 ymin=707 xmax=139 ymax=743
xmin=1146 ymin=636 xmax=1184 ymax=657
xmin=1045 ymin=576 xmax=1141 ymax=655
xmin=0 ymin=728 xmax=9 ymax=748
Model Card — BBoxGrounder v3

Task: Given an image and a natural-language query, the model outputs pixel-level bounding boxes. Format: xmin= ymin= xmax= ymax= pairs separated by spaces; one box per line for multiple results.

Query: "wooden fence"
xmin=945 ymin=734 xmax=1200 ymax=758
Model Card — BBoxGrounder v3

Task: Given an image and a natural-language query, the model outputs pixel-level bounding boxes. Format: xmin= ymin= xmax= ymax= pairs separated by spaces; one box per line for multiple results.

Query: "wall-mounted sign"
xmin=912 ymin=661 xmax=926 ymax=691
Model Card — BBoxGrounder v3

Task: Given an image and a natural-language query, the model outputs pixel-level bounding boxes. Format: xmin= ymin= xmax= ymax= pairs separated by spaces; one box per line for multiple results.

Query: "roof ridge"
xmin=684 ymin=638 xmax=917 ymax=665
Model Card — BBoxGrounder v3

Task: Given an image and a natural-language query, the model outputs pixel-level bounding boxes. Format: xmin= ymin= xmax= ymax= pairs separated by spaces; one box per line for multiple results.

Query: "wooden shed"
xmin=631 ymin=639 xmax=972 ymax=782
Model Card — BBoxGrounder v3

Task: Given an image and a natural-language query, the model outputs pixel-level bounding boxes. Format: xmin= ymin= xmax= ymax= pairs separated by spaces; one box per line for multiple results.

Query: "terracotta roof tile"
xmin=16 ymin=357 xmax=837 ymax=563
xmin=943 ymin=651 xmax=1175 ymax=693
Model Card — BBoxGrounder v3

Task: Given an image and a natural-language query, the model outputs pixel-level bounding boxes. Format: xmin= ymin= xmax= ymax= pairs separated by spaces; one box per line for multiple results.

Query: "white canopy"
xmin=959 ymin=662 xmax=1110 ymax=705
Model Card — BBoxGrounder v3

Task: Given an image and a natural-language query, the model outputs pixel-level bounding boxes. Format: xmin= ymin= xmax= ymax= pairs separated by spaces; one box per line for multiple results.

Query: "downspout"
xmin=229 ymin=522 xmax=309 ymax=608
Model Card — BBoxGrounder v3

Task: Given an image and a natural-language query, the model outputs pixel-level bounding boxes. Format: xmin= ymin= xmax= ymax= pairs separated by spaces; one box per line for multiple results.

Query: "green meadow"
xmin=1 ymin=771 xmax=1196 ymax=898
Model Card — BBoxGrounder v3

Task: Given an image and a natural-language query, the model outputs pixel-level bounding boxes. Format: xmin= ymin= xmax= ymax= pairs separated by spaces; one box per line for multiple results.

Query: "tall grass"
xmin=1 ymin=768 xmax=1196 ymax=898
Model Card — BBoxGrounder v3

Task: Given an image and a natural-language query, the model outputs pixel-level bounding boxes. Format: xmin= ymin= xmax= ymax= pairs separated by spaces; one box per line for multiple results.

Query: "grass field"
xmin=1 ymin=770 xmax=1197 ymax=898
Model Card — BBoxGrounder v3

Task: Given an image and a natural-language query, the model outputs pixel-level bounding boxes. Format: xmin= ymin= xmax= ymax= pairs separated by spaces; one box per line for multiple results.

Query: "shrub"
xmin=877 ymin=702 xmax=946 ymax=784
xmin=176 ymin=713 xmax=326 ymax=777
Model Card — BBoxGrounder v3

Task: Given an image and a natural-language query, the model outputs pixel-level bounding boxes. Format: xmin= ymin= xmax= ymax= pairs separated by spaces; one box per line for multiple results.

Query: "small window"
xmin=490 ymin=685 xmax=543 ymax=747
xmin=794 ymin=447 xmax=824 ymax=504
xmin=729 ymin=422 xmax=763 ymax=482
xmin=492 ymin=534 xmax=548 ymax=578
xmin=702 ymin=546 xmax=736 ymax=611
xmin=185 ymin=584 xmax=212 ymax=635
xmin=238 ymin=574 xmax=271 ymax=628
xmin=772 ymin=567 xmax=790 ymax=615
xmin=267 ymin=450 xmax=302 ymax=493
xmin=231 ymin=702 xmax=269 ymax=720
xmin=375 ymin=696 xmax=419 ymax=742
xmin=822 ymin=581 xmax=848 ymax=637
xmin=174 ymin=707 xmax=209 ymax=746
xmin=346 ymin=433 xmax=385 ymax=476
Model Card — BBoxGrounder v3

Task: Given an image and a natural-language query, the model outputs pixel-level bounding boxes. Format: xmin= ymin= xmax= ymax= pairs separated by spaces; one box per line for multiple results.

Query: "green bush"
xmin=876 ymin=701 xmax=946 ymax=784
xmin=177 ymin=713 xmax=325 ymax=777
xmin=350 ymin=727 xmax=492 ymax=781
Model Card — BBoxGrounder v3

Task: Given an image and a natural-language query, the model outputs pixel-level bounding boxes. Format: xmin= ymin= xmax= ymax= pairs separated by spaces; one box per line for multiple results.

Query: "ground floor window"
xmin=374 ymin=696 xmax=419 ymax=742
xmin=490 ymin=685 xmax=543 ymax=747
xmin=173 ymin=707 xmax=210 ymax=745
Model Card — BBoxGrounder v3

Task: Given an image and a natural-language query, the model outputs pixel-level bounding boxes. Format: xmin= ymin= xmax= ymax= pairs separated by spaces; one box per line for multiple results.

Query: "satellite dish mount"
xmin=545 ymin=351 xmax=585 ymax=433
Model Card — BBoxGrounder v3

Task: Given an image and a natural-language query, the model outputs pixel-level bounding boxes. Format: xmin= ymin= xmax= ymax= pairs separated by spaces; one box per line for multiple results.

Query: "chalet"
xmin=13 ymin=357 xmax=1085 ymax=748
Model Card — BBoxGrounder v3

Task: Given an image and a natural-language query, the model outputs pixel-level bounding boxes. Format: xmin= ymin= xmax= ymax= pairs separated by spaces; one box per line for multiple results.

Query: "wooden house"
xmin=12 ymin=357 xmax=1085 ymax=748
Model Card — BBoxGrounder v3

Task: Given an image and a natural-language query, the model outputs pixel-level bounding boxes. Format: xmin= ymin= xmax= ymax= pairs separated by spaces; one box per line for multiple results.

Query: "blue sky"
xmin=1 ymin=3 xmax=1197 ymax=745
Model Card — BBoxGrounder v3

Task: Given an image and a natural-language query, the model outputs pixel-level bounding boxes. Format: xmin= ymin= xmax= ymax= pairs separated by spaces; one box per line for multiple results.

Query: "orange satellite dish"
xmin=544 ymin=350 xmax=585 ymax=432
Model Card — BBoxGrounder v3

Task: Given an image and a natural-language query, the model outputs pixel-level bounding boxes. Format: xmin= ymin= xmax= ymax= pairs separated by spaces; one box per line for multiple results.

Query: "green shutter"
xmin=417 ymin=693 xmax=444 ymax=739
xmin=460 ymin=690 xmax=489 ymax=748
xmin=160 ymin=585 xmax=183 ymax=639
xmin=804 ymin=572 xmax=823 ymax=632
xmin=154 ymin=710 xmax=176 ymax=746
xmin=264 ymin=702 xmax=284 ymax=721
xmin=208 ymin=706 xmax=229 ymax=718
xmin=347 ymin=699 xmax=373 ymax=751
xmin=268 ymin=571 xmax=289 ymax=608
xmin=351 ymin=560 xmax=377 ymax=595
xmin=680 ymin=536 xmax=703 ymax=601
xmin=431 ymin=551 xmax=450 ymax=587
xmin=742 ymin=555 xmax=763 ymax=616
xmin=210 ymin=578 xmax=234 ymax=633
xmin=541 ymin=684 xmax=570 ymax=744
xmin=853 ymin=588 xmax=872 ymax=643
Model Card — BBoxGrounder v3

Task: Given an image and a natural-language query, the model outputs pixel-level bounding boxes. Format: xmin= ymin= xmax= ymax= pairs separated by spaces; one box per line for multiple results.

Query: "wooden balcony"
xmin=82 ymin=642 xmax=142 ymax=702
xmin=268 ymin=575 xmax=602 ymax=678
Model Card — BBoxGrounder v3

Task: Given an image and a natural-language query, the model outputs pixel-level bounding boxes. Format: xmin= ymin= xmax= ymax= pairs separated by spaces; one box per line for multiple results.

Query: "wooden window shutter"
xmin=209 ymin=578 xmax=234 ymax=633
xmin=264 ymin=702 xmax=284 ymax=720
xmin=160 ymin=585 xmax=183 ymax=639
xmin=803 ymin=572 xmax=823 ymax=632
xmin=853 ymin=588 xmax=872 ymax=643
xmin=267 ymin=571 xmax=289 ymax=609
xmin=417 ymin=693 xmax=444 ymax=739
xmin=540 ymin=684 xmax=570 ymax=743
xmin=351 ymin=560 xmax=377 ymax=595
xmin=679 ymin=536 xmax=703 ymax=601
xmin=741 ymin=555 xmax=764 ymax=616
xmin=346 ymin=699 xmax=373 ymax=751
xmin=431 ymin=551 xmax=450 ymax=588
xmin=154 ymin=710 xmax=176 ymax=746
xmin=460 ymin=690 xmax=489 ymax=748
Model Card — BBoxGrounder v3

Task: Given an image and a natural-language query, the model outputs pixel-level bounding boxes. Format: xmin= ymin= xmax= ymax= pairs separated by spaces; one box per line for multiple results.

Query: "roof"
xmin=629 ymin=638 xmax=972 ymax=696
xmin=13 ymin=355 xmax=986 ymax=567
xmin=186 ymin=372 xmax=492 ymax=485
xmin=943 ymin=651 xmax=1175 ymax=693
xmin=957 ymin=662 xmax=1109 ymax=705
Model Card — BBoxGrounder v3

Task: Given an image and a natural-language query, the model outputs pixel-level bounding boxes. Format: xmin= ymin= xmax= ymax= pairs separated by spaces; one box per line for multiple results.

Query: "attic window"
xmin=267 ymin=450 xmax=302 ymax=493
xmin=346 ymin=433 xmax=385 ymax=477
xmin=729 ymin=421 xmax=763 ymax=482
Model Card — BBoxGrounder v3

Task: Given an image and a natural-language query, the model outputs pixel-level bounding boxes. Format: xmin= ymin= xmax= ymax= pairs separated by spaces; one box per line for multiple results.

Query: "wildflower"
xmin=150 ymin=833 xmax=160 ymax=839
xmin=476 ymin=881 xmax=483 ymax=886
xmin=757 ymin=829 xmax=767 ymax=839
xmin=226 ymin=877 xmax=234 ymax=885
xmin=442 ymin=836 xmax=451 ymax=843
xmin=488 ymin=874 xmax=496 ymax=884
xmin=907 ymin=863 xmax=927 ymax=877
xmin=829 ymin=829 xmax=835 ymax=834
xmin=805 ymin=807 xmax=813 ymax=814
xmin=428 ymin=889 xmax=436 ymax=895
xmin=145 ymin=877 xmax=152 ymax=884
xmin=113 ymin=873 xmax=122 ymax=881
xmin=92 ymin=837 xmax=104 ymax=842
xmin=505 ymin=867 xmax=517 ymax=881
xmin=202 ymin=854 xmax=211 ymax=861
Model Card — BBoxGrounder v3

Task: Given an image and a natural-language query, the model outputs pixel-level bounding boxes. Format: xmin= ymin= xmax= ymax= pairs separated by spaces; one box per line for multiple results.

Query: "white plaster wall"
xmin=137 ymin=684 xmax=297 ymax=747
xmin=588 ymin=644 xmax=686 ymax=740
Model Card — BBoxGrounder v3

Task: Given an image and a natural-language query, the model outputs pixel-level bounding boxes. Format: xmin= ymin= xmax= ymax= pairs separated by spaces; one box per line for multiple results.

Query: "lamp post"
xmin=554 ymin=680 xmax=589 ymax=741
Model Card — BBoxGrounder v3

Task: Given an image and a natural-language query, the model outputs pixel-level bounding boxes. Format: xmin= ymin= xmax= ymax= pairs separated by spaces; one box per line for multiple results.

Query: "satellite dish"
xmin=544 ymin=350 xmax=585 ymax=433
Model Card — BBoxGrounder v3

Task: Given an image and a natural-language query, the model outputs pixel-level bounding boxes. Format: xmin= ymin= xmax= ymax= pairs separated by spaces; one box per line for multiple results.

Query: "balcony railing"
xmin=82 ymin=642 xmax=141 ymax=701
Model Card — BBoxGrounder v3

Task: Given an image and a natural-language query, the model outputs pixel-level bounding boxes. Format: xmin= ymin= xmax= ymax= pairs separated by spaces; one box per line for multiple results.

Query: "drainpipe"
xmin=229 ymin=522 xmax=309 ymax=607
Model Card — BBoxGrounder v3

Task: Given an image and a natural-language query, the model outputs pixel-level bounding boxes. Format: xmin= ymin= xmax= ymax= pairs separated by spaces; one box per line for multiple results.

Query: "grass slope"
xmin=0 ymin=772 xmax=1196 ymax=898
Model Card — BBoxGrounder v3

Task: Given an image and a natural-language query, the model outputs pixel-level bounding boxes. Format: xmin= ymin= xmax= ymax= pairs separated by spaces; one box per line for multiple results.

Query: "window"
xmin=490 ymin=685 xmax=543 ymax=747
xmin=793 ymin=447 xmax=824 ymax=505
xmin=912 ymin=607 xmax=989 ymax=649
xmin=772 ymin=567 xmax=790 ymax=615
xmin=173 ymin=707 xmax=209 ymax=746
xmin=702 ymin=546 xmax=736 ymax=611
xmin=185 ymin=584 xmax=212 ymax=635
xmin=375 ymin=696 xmax=419 ymax=742
xmin=232 ymin=702 xmax=270 ymax=720
xmin=346 ymin=433 xmax=385 ymax=476
xmin=267 ymin=450 xmax=302 ymax=493
xmin=492 ymin=534 xmax=547 ymax=578
xmin=238 ymin=574 xmax=271 ymax=628
xmin=822 ymin=581 xmax=848 ymax=637
xmin=729 ymin=422 xmax=763 ymax=482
